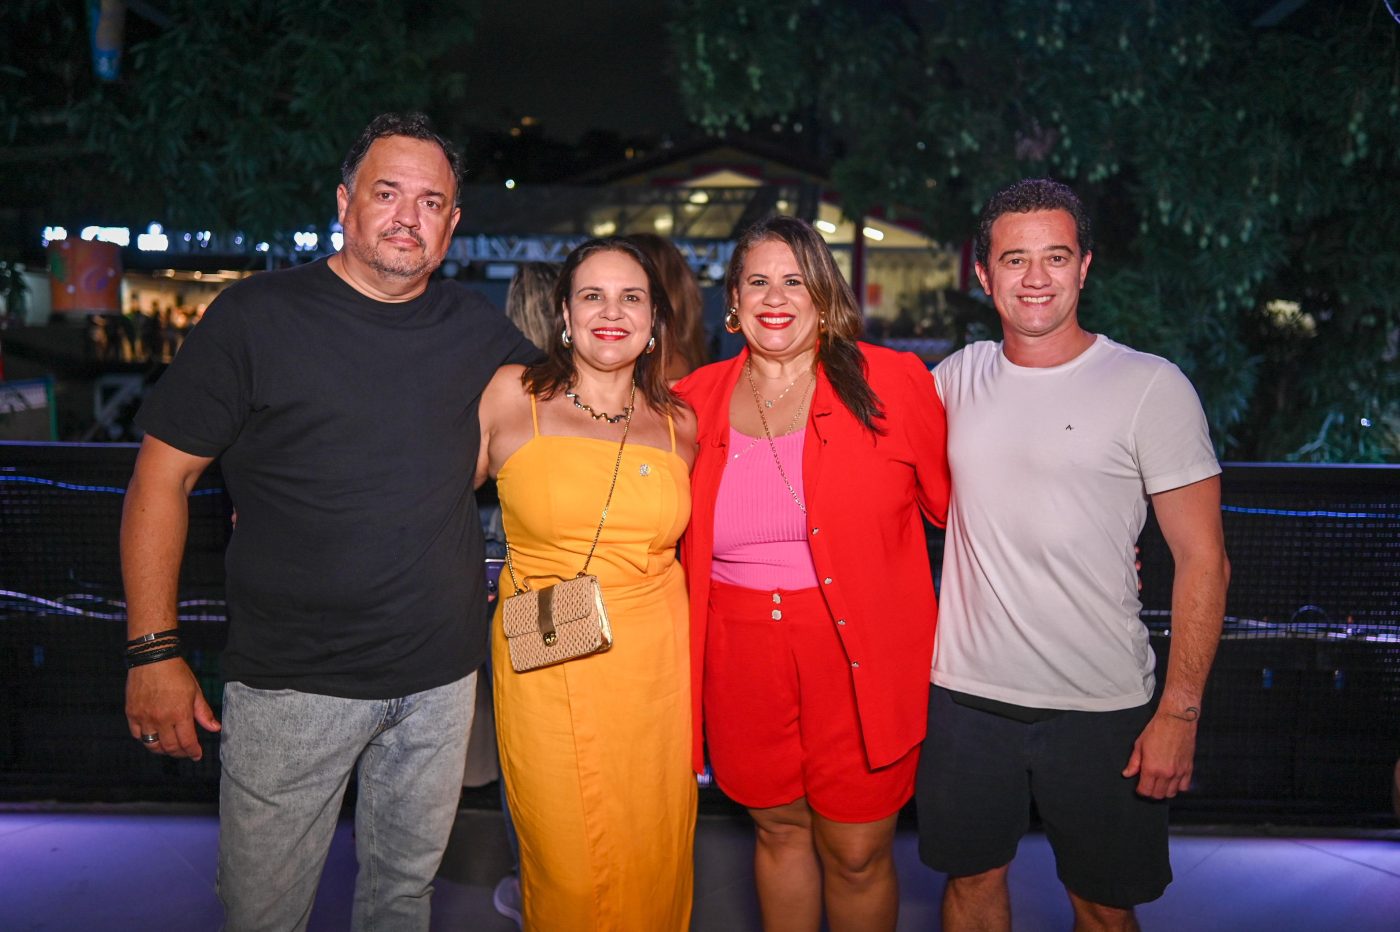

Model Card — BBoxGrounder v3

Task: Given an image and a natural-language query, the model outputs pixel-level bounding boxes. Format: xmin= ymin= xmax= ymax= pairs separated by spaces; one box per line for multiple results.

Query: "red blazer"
xmin=676 ymin=343 xmax=949 ymax=772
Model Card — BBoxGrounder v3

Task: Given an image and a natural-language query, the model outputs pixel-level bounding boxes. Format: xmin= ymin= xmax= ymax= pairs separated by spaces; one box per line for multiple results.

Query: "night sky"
xmin=452 ymin=0 xmax=689 ymax=141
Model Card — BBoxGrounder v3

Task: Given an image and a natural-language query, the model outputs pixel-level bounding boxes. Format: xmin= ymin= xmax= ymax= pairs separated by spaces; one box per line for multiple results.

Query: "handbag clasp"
xmin=538 ymin=585 xmax=558 ymax=646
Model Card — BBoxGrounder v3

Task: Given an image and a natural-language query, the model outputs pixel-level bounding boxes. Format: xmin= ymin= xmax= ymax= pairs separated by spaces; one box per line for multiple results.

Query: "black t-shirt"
xmin=136 ymin=259 xmax=540 ymax=698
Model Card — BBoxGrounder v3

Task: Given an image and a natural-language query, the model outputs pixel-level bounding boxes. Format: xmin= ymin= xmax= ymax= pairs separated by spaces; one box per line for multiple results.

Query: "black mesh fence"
xmin=2 ymin=444 xmax=1397 ymax=822
xmin=1 ymin=442 xmax=229 ymax=800
xmin=1138 ymin=465 xmax=1399 ymax=822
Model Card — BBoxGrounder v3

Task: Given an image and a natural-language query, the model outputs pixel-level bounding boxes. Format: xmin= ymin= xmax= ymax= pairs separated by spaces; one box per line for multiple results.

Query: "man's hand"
xmin=125 ymin=658 xmax=221 ymax=760
xmin=1122 ymin=710 xmax=1197 ymax=798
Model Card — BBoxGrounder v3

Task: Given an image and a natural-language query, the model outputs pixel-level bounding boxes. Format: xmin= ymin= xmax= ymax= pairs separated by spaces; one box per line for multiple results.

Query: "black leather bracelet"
xmin=126 ymin=628 xmax=180 ymax=648
xmin=125 ymin=637 xmax=180 ymax=659
xmin=125 ymin=645 xmax=182 ymax=669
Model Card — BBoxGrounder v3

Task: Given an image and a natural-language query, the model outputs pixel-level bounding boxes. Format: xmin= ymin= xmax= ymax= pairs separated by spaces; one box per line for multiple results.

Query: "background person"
xmin=503 ymin=261 xmax=561 ymax=352
xmin=477 ymin=237 xmax=698 ymax=930
xmin=917 ymin=178 xmax=1230 ymax=932
xmin=677 ymin=215 xmax=949 ymax=932
xmin=120 ymin=112 xmax=539 ymax=930
xmin=626 ymin=232 xmax=708 ymax=379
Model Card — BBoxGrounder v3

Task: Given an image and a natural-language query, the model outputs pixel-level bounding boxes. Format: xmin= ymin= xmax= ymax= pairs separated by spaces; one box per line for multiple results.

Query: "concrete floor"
xmin=2 ymin=805 xmax=1398 ymax=930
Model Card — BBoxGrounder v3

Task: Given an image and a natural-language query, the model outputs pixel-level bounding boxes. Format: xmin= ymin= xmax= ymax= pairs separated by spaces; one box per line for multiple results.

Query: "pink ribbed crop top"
xmin=710 ymin=427 xmax=819 ymax=589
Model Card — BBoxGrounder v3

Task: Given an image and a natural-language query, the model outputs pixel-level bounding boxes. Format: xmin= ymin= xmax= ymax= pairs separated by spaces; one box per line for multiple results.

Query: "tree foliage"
xmin=671 ymin=0 xmax=1400 ymax=462
xmin=0 ymin=2 xmax=116 ymax=224
xmin=2 ymin=1 xmax=477 ymax=240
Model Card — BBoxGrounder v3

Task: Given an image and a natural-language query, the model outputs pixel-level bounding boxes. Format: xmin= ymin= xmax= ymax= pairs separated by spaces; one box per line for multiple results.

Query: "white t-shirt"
xmin=932 ymin=335 xmax=1220 ymax=710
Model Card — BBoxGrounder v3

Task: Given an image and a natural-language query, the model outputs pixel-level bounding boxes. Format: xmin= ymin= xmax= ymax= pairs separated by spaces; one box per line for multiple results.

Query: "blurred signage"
xmin=48 ymin=240 xmax=122 ymax=315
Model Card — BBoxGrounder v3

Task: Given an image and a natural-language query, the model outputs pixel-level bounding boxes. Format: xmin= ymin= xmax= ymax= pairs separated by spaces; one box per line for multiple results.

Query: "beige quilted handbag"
xmin=502 ymin=573 xmax=613 ymax=672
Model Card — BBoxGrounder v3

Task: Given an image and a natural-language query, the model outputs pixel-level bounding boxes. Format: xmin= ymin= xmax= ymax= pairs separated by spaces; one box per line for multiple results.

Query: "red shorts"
xmin=703 ymin=581 xmax=917 ymax=823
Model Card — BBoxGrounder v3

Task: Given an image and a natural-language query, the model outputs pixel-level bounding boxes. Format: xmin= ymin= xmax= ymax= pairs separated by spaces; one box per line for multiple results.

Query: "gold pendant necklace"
xmin=759 ymin=370 xmax=804 ymax=409
xmin=744 ymin=359 xmax=813 ymax=514
xmin=733 ymin=369 xmax=814 ymax=460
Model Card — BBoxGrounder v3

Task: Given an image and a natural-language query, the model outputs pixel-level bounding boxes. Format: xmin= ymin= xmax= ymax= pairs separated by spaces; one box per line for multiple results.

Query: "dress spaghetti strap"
xmin=667 ymin=413 xmax=676 ymax=453
xmin=529 ymin=394 xmax=540 ymax=436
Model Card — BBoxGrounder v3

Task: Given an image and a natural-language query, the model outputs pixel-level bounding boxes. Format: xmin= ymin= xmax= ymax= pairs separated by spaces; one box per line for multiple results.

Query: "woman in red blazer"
xmin=676 ymin=216 xmax=949 ymax=931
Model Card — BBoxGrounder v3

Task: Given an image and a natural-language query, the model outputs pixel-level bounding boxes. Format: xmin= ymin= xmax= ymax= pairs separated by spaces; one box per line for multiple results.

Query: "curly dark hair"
xmin=522 ymin=238 xmax=681 ymax=415
xmin=725 ymin=215 xmax=884 ymax=433
xmin=340 ymin=112 xmax=463 ymax=205
xmin=974 ymin=178 xmax=1092 ymax=268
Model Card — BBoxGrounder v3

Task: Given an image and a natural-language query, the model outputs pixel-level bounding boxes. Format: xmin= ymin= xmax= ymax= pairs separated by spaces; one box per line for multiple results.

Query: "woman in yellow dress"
xmin=476 ymin=237 xmax=697 ymax=930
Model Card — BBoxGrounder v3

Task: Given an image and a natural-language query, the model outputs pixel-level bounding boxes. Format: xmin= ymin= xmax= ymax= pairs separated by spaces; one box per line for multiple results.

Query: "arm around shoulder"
xmin=890 ymin=350 xmax=950 ymax=526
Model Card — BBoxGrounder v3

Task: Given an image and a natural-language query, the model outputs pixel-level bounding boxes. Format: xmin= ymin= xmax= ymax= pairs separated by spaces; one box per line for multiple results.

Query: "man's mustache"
xmin=379 ymin=226 xmax=425 ymax=247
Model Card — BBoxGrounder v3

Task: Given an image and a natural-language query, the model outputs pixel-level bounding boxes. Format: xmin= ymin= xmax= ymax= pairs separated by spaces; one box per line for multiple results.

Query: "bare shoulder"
xmin=481 ymin=365 xmax=534 ymax=453
xmin=671 ymin=403 xmax=698 ymax=445
xmin=482 ymin=365 xmax=531 ymax=415
xmin=480 ymin=366 xmax=536 ymax=481
xmin=485 ymin=363 xmax=528 ymax=397
xmin=671 ymin=403 xmax=699 ymax=468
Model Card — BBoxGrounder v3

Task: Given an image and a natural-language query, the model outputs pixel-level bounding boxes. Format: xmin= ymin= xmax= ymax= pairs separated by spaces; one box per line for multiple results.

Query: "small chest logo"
xmin=1064 ymin=424 xmax=1074 ymax=431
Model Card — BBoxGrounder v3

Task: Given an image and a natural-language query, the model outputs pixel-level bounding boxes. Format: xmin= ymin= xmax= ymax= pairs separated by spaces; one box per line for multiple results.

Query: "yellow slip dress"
xmin=492 ymin=396 xmax=694 ymax=931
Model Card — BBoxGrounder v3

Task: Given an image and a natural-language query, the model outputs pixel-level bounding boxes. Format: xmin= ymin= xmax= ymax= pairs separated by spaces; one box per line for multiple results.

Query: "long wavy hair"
xmin=504 ymin=262 xmax=560 ymax=350
xmin=724 ymin=215 xmax=884 ymax=432
xmin=522 ymin=238 xmax=681 ymax=414
xmin=625 ymin=233 xmax=707 ymax=378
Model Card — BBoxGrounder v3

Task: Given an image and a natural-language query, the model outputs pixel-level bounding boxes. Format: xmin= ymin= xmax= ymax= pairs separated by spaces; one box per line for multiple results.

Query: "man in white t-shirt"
xmin=917 ymin=179 xmax=1230 ymax=932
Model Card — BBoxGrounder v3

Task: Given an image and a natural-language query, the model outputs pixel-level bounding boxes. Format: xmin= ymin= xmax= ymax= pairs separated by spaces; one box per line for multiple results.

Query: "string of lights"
xmin=0 ymin=589 xmax=226 ymax=622
xmin=0 ymin=474 xmax=223 ymax=496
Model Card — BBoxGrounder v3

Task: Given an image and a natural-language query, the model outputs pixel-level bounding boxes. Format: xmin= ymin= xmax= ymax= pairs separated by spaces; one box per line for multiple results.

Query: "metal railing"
xmin=1 ymin=443 xmax=1396 ymax=821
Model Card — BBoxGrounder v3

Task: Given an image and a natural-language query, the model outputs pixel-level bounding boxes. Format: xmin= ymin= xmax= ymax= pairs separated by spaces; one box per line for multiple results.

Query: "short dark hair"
xmin=975 ymin=178 xmax=1093 ymax=268
xmin=340 ymin=112 xmax=463 ymax=205
xmin=522 ymin=238 xmax=681 ymax=415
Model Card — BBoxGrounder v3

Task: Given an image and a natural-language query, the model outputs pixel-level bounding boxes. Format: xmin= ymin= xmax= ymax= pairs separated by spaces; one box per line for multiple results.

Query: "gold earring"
xmin=724 ymin=308 xmax=741 ymax=333
xmin=645 ymin=335 xmax=656 ymax=354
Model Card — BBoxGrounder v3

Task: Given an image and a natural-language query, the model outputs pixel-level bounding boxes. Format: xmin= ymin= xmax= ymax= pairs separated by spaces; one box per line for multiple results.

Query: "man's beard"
xmin=348 ymin=226 xmax=439 ymax=281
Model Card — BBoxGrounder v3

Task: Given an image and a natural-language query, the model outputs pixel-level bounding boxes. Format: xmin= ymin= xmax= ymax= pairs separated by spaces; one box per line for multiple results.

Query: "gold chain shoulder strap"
xmin=504 ymin=381 xmax=637 ymax=594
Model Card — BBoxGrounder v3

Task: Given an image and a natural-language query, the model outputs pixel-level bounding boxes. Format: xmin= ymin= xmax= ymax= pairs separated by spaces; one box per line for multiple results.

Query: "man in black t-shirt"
xmin=120 ymin=113 xmax=539 ymax=930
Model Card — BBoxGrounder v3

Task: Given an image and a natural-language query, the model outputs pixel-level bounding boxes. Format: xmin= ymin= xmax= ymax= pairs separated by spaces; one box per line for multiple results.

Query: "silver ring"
xmin=140 ymin=733 xmax=159 ymax=744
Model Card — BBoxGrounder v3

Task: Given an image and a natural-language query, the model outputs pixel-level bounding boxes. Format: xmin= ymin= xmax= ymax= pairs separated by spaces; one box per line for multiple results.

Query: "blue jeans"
xmin=217 ymin=674 xmax=475 ymax=931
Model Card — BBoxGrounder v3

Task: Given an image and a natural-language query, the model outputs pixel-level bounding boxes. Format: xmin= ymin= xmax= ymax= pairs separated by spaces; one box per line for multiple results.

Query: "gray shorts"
xmin=915 ymin=686 xmax=1172 ymax=909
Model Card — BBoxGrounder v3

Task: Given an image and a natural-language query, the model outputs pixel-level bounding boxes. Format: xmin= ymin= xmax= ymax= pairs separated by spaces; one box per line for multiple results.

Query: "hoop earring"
xmin=645 ymin=335 xmax=656 ymax=354
xmin=819 ymin=314 xmax=827 ymax=332
xmin=724 ymin=308 xmax=741 ymax=334
xmin=561 ymin=326 xmax=572 ymax=347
